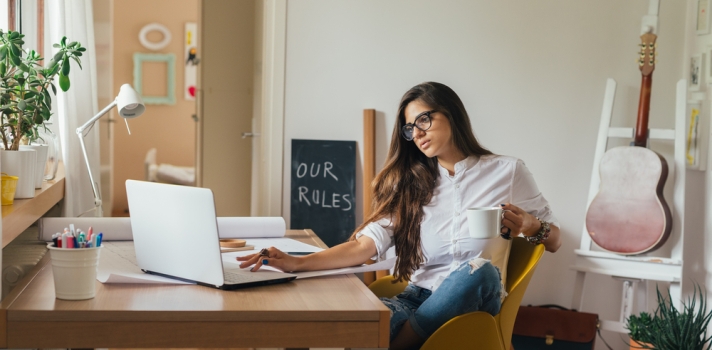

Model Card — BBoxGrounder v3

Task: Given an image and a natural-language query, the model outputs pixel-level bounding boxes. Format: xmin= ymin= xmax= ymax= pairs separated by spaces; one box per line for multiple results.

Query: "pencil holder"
xmin=47 ymin=244 xmax=102 ymax=300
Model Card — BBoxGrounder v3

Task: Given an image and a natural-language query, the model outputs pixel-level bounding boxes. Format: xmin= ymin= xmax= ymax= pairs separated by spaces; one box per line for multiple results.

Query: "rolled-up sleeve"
xmin=354 ymin=217 xmax=395 ymax=261
xmin=512 ymin=159 xmax=559 ymax=227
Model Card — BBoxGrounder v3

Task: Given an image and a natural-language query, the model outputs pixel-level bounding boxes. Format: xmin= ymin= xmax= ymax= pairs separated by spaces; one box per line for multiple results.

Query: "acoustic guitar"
xmin=585 ymin=32 xmax=672 ymax=255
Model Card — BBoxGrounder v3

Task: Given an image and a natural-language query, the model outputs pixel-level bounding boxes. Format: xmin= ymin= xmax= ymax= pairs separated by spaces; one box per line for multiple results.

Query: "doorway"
xmin=97 ymin=0 xmax=282 ymax=218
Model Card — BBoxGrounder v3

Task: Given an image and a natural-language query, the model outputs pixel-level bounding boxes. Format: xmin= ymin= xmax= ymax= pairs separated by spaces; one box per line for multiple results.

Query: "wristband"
xmin=525 ymin=217 xmax=550 ymax=245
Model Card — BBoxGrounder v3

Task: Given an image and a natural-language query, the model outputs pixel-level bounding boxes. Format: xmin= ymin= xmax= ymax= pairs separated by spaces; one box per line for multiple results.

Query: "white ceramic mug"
xmin=466 ymin=207 xmax=502 ymax=239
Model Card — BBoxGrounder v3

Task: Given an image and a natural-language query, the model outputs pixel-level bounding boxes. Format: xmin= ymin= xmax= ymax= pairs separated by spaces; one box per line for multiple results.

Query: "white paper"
xmin=221 ymin=238 xmax=323 ymax=262
xmin=97 ymin=242 xmax=191 ymax=284
xmin=293 ymin=257 xmax=396 ymax=279
xmin=98 ymin=238 xmax=384 ymax=284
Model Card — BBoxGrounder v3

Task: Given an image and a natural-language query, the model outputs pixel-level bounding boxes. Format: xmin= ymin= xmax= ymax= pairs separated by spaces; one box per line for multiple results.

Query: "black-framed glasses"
xmin=401 ymin=110 xmax=435 ymax=141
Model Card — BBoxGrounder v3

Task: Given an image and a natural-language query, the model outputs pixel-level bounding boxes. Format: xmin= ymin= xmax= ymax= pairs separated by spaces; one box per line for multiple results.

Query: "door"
xmin=198 ymin=0 xmax=255 ymax=216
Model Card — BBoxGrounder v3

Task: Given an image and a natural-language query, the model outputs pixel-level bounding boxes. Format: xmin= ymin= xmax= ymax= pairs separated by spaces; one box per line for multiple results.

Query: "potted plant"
xmin=626 ymin=285 xmax=712 ymax=350
xmin=0 ymin=30 xmax=84 ymax=198
xmin=627 ymin=311 xmax=656 ymax=349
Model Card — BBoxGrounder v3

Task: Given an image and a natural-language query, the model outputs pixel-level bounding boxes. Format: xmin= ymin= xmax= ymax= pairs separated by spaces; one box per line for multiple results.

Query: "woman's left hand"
xmin=500 ymin=203 xmax=540 ymax=237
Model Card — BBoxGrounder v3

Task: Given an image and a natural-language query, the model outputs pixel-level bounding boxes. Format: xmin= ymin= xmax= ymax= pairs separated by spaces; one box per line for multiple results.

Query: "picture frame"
xmin=133 ymin=53 xmax=176 ymax=105
xmin=698 ymin=0 xmax=711 ymax=35
xmin=685 ymin=101 xmax=708 ymax=171
xmin=690 ymin=54 xmax=704 ymax=91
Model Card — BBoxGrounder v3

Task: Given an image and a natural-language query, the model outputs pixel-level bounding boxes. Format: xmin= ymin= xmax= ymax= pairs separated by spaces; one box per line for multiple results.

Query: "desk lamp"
xmin=76 ymin=84 xmax=145 ymax=217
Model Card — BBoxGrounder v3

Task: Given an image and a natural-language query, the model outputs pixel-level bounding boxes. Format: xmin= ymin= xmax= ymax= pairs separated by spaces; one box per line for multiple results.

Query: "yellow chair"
xmin=368 ymin=237 xmax=545 ymax=350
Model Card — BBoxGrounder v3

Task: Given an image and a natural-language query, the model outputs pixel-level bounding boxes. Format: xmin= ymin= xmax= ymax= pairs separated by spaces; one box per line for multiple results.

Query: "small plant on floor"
xmin=627 ymin=311 xmax=656 ymax=349
xmin=0 ymin=30 xmax=84 ymax=150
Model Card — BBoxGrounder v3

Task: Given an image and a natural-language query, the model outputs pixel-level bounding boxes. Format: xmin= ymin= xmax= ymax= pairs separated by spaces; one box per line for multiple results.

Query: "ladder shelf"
xmin=570 ymin=78 xmax=687 ymax=334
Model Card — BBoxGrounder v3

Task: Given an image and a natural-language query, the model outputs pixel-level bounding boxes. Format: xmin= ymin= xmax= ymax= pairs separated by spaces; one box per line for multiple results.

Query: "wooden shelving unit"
xmin=1 ymin=163 xmax=65 ymax=248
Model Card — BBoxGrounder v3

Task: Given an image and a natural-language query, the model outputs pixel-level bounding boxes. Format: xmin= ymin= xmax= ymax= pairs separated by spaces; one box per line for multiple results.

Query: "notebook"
xmin=125 ymin=180 xmax=297 ymax=289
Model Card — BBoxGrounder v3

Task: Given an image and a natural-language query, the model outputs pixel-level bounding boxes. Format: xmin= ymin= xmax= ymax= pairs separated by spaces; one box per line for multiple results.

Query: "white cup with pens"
xmin=47 ymin=225 xmax=103 ymax=300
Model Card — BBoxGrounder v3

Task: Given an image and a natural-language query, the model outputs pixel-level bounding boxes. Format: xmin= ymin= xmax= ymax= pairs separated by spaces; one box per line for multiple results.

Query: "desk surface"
xmin=0 ymin=229 xmax=390 ymax=348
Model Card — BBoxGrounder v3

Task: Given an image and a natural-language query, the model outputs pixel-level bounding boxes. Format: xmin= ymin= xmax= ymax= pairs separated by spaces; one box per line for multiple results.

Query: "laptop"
xmin=125 ymin=179 xmax=297 ymax=289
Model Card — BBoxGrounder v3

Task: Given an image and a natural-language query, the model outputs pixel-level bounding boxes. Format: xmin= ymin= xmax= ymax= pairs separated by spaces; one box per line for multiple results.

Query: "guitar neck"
xmin=634 ymin=75 xmax=652 ymax=147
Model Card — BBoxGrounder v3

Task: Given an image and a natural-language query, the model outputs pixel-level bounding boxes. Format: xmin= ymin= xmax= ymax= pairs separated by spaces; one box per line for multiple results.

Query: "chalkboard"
xmin=290 ymin=139 xmax=356 ymax=247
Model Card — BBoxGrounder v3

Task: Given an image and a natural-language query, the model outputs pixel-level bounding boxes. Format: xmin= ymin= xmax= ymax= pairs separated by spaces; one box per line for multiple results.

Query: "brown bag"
xmin=511 ymin=304 xmax=599 ymax=349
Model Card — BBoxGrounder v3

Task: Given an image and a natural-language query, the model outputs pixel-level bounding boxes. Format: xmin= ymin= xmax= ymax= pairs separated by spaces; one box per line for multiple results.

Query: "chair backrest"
xmin=499 ymin=237 xmax=546 ymax=349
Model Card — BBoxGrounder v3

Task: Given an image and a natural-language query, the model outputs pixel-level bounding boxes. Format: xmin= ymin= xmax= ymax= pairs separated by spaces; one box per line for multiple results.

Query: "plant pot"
xmin=19 ymin=144 xmax=48 ymax=189
xmin=630 ymin=339 xmax=653 ymax=349
xmin=0 ymin=149 xmax=37 ymax=199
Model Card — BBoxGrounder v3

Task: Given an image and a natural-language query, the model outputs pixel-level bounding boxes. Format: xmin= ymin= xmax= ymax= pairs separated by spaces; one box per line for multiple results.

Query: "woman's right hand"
xmin=237 ymin=247 xmax=301 ymax=272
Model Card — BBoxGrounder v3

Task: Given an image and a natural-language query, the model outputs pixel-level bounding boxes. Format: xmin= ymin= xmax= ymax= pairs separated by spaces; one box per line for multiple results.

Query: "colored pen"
xmin=286 ymin=252 xmax=314 ymax=256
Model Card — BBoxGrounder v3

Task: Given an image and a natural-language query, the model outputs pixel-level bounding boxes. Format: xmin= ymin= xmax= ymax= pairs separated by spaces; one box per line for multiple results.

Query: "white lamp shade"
xmin=116 ymin=84 xmax=145 ymax=118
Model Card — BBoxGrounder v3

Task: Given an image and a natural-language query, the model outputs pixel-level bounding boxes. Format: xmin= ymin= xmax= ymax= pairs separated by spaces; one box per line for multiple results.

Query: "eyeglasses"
xmin=401 ymin=110 xmax=435 ymax=141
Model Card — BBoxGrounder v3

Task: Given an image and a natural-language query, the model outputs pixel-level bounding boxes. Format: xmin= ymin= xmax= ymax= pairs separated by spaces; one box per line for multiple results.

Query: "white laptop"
xmin=125 ymin=180 xmax=297 ymax=289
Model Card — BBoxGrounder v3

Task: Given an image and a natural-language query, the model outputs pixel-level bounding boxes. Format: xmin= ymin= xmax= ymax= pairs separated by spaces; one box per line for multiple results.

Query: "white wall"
xmin=282 ymin=2 xmax=687 ymax=348
xmin=686 ymin=0 xmax=712 ymax=330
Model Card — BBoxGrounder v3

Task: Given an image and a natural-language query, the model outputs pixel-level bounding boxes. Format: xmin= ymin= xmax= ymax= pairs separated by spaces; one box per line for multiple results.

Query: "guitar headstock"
xmin=639 ymin=32 xmax=657 ymax=76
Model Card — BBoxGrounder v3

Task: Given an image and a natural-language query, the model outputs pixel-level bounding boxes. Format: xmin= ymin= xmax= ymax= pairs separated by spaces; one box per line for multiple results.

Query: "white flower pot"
xmin=0 ymin=149 xmax=37 ymax=199
xmin=19 ymin=145 xmax=48 ymax=189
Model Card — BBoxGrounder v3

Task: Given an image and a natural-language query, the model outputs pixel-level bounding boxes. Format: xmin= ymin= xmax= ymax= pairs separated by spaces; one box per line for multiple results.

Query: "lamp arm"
xmin=78 ymin=133 xmax=102 ymax=216
xmin=76 ymin=99 xmax=116 ymax=217
xmin=76 ymin=100 xmax=116 ymax=137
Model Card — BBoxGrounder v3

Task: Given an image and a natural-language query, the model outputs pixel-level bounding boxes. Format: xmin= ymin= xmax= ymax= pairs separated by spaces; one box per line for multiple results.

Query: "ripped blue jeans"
xmin=380 ymin=260 xmax=502 ymax=341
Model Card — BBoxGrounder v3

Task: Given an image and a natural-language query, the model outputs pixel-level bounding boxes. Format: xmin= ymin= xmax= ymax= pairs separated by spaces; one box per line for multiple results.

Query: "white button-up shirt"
xmin=356 ymin=155 xmax=558 ymax=292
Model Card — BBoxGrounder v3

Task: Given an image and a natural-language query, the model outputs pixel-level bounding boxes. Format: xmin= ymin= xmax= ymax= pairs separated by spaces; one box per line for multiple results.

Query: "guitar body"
xmin=585 ymin=146 xmax=672 ymax=254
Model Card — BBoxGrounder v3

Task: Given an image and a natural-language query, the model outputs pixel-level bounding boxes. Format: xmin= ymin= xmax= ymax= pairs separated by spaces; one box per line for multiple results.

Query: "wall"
xmin=111 ymin=0 xmax=197 ymax=214
xmin=686 ymin=0 xmax=712 ymax=325
xmin=281 ymin=1 xmax=686 ymax=349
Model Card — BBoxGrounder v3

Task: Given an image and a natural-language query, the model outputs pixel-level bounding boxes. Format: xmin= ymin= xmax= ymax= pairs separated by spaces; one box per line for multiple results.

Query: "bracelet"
xmin=525 ymin=217 xmax=550 ymax=245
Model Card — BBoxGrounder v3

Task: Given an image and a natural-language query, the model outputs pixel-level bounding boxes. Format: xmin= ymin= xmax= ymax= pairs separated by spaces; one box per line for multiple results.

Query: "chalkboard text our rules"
xmin=295 ymin=161 xmax=352 ymax=211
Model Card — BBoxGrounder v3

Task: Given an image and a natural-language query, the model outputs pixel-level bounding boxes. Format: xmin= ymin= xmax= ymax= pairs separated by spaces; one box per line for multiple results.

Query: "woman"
xmin=239 ymin=82 xmax=561 ymax=349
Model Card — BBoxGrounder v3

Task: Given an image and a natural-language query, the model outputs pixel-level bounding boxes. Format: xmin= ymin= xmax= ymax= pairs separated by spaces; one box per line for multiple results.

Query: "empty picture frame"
xmin=133 ymin=53 xmax=176 ymax=105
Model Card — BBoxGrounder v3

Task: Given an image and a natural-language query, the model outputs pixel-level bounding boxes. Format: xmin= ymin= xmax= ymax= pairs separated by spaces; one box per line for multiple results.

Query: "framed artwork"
xmin=698 ymin=0 xmax=711 ymax=35
xmin=690 ymin=54 xmax=704 ymax=91
xmin=686 ymin=102 xmax=708 ymax=171
xmin=133 ymin=53 xmax=176 ymax=105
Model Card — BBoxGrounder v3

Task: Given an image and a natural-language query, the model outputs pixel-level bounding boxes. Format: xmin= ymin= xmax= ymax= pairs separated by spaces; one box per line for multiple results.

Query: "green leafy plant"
xmin=0 ymin=30 xmax=85 ymax=150
xmin=627 ymin=311 xmax=656 ymax=347
xmin=626 ymin=284 xmax=712 ymax=350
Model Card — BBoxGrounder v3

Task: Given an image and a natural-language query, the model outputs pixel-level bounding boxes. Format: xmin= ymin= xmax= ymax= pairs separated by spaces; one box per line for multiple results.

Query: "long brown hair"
xmin=352 ymin=82 xmax=493 ymax=282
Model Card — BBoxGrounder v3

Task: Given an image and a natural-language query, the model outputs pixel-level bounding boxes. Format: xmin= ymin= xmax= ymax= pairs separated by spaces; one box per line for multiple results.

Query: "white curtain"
xmin=47 ymin=1 xmax=99 ymax=217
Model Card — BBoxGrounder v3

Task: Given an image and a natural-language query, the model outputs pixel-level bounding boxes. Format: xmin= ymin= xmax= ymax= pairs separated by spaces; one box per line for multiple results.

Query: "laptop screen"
xmin=126 ymin=180 xmax=226 ymax=286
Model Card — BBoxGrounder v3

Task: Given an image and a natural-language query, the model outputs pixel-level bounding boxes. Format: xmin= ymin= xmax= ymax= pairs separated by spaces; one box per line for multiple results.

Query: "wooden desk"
xmin=0 ymin=229 xmax=390 ymax=348
xmin=2 ymin=163 xmax=65 ymax=248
